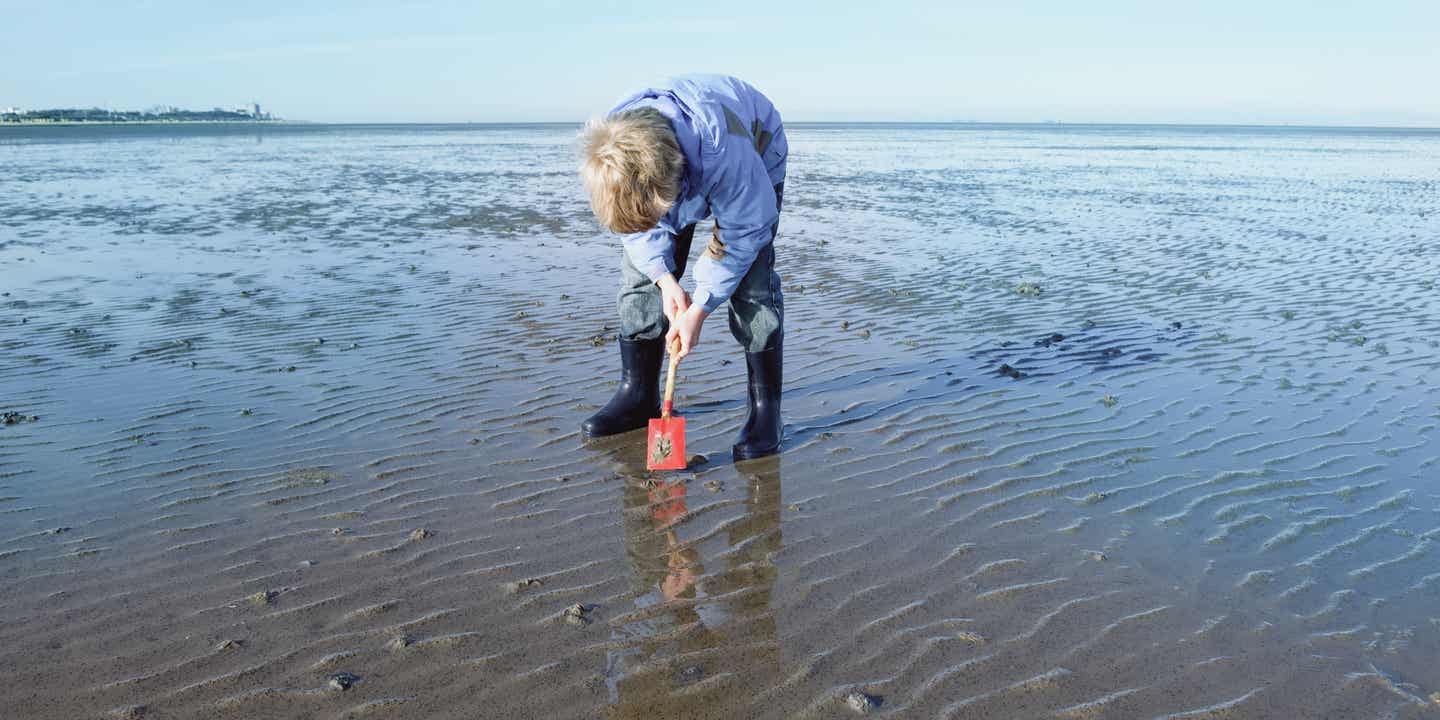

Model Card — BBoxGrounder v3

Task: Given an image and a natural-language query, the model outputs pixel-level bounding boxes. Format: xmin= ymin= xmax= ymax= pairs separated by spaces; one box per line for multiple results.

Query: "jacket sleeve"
xmin=621 ymin=227 xmax=676 ymax=283
xmin=691 ymin=138 xmax=778 ymax=314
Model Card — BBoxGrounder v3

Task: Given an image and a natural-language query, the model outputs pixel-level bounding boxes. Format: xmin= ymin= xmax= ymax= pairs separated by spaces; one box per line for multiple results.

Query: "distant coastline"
xmin=2 ymin=104 xmax=278 ymax=125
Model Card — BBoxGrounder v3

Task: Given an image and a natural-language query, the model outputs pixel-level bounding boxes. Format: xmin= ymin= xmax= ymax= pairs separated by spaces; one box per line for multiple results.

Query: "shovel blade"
xmin=646 ymin=416 xmax=687 ymax=470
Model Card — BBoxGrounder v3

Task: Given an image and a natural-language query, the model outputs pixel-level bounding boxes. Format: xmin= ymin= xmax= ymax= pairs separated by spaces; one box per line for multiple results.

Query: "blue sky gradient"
xmin=4 ymin=0 xmax=1437 ymax=125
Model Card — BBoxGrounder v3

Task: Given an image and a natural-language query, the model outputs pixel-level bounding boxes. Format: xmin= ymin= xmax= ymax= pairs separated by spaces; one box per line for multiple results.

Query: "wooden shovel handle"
xmin=662 ymin=337 xmax=680 ymax=418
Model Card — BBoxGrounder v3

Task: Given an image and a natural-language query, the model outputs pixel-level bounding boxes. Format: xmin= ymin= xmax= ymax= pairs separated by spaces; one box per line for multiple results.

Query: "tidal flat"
xmin=2 ymin=122 xmax=1439 ymax=718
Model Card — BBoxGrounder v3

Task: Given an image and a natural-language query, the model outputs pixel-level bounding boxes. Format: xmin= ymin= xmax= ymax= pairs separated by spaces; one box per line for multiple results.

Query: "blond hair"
xmin=579 ymin=107 xmax=684 ymax=234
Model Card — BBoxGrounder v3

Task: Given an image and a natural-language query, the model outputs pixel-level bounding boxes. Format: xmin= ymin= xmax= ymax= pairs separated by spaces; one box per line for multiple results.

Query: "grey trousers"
xmin=618 ymin=183 xmax=784 ymax=353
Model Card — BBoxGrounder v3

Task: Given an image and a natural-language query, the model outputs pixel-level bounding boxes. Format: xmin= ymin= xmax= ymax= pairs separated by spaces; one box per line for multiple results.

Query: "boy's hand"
xmin=655 ymin=273 xmax=690 ymax=324
xmin=666 ymin=305 xmax=709 ymax=361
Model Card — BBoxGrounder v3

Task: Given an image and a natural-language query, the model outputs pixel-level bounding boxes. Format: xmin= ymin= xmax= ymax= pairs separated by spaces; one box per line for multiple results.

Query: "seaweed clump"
xmin=2 ymin=411 xmax=39 ymax=425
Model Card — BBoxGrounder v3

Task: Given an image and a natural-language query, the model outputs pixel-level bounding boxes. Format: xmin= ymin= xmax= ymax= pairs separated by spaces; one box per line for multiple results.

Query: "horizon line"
xmin=6 ymin=119 xmax=1439 ymax=132
xmin=218 ymin=119 xmax=1440 ymax=132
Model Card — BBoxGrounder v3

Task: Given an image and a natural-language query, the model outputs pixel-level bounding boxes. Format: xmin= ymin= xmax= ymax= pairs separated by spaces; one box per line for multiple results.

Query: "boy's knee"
xmin=728 ymin=294 xmax=783 ymax=351
xmin=618 ymin=286 xmax=664 ymax=338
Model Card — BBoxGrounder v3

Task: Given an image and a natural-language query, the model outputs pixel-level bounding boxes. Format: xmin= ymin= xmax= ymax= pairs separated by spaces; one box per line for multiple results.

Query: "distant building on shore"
xmin=233 ymin=103 xmax=271 ymax=120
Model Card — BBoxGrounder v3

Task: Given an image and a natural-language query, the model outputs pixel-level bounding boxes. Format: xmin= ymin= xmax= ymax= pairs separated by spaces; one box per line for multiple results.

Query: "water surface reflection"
xmin=607 ymin=456 xmax=784 ymax=717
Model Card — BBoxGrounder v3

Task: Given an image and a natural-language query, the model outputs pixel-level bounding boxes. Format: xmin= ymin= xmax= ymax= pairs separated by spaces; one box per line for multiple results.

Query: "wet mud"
xmin=1 ymin=122 xmax=1439 ymax=719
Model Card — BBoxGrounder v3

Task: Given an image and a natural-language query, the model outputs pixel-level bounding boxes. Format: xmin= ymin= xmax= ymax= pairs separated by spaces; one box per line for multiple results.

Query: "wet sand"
xmin=2 ymin=122 xmax=1440 ymax=718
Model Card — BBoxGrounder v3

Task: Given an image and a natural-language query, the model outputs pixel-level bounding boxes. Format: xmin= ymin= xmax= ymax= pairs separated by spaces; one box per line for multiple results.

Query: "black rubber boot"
xmin=582 ymin=338 xmax=663 ymax=438
xmin=733 ymin=339 xmax=783 ymax=460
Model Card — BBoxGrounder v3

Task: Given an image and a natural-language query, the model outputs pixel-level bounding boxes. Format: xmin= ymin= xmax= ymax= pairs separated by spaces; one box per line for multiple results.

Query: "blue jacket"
xmin=611 ymin=74 xmax=787 ymax=314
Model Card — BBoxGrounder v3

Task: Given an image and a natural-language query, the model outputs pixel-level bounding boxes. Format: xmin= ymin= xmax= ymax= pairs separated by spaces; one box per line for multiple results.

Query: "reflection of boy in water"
xmin=609 ymin=467 xmax=785 ymax=718
xmin=649 ymin=481 xmax=700 ymax=601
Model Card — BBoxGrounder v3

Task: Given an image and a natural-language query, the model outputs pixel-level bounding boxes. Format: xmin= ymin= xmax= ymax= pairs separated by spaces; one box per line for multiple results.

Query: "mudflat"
xmin=2 ymin=122 xmax=1439 ymax=719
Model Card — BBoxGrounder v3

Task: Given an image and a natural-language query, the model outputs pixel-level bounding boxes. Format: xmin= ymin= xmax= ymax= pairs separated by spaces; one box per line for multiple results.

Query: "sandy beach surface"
xmin=3 ymin=122 xmax=1440 ymax=719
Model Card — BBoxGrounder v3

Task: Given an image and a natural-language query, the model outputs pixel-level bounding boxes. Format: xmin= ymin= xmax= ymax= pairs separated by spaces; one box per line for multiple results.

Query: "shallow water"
xmin=2 ymin=122 xmax=1440 ymax=719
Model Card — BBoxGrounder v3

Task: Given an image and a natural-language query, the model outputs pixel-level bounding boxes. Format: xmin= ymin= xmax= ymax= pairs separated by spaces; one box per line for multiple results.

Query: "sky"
xmin=3 ymin=0 xmax=1438 ymax=126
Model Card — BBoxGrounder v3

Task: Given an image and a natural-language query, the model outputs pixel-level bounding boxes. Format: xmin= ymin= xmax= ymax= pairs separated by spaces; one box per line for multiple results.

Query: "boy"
xmin=578 ymin=74 xmax=787 ymax=461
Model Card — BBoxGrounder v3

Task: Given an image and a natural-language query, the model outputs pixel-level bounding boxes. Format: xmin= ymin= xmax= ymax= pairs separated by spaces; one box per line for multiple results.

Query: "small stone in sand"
xmin=840 ymin=320 xmax=850 ymax=330
xmin=328 ymin=671 xmax=359 ymax=691
xmin=1015 ymin=282 xmax=1042 ymax=296
xmin=2 ymin=411 xmax=40 ymax=425
xmin=240 ymin=408 xmax=253 ymax=416
xmin=109 ymin=705 xmax=146 ymax=719
xmin=386 ymin=635 xmax=412 ymax=651
xmin=1086 ymin=550 xmax=1108 ymax=562
xmin=506 ymin=578 xmax=543 ymax=593
xmin=844 ymin=689 xmax=882 ymax=714
xmin=299 ymin=560 xmax=316 ymax=568
xmin=998 ymin=363 xmax=1024 ymax=380
xmin=704 ymin=480 xmax=724 ymax=493
xmin=563 ymin=603 xmax=593 ymax=626
xmin=688 ymin=454 xmax=707 ymax=467
xmin=46 ymin=527 xmax=70 ymax=535
xmin=1101 ymin=394 xmax=1118 ymax=407
xmin=332 ymin=527 xmax=350 ymax=536
xmin=248 ymin=590 xmax=277 ymax=606
xmin=859 ymin=329 xmax=871 ymax=340
xmin=408 ymin=528 xmax=432 ymax=541
xmin=955 ymin=631 xmax=987 ymax=646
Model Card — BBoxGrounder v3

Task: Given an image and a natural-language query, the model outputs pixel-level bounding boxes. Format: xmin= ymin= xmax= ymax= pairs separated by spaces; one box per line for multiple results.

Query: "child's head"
xmin=579 ymin=107 xmax=683 ymax=234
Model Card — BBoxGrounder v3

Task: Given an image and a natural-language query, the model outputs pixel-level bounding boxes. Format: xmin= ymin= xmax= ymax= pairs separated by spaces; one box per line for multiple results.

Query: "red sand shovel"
xmin=647 ymin=338 xmax=687 ymax=471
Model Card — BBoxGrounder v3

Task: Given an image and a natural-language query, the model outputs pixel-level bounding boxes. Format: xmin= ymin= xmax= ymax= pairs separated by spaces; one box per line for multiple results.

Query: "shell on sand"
xmin=843 ymin=689 xmax=882 ymax=714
